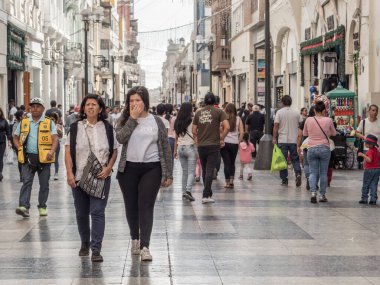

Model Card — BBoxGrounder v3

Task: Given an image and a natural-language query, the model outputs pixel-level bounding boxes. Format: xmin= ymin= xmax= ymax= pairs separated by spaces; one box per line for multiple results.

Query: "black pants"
xmin=0 ymin=142 xmax=5 ymax=175
xmin=72 ymin=178 xmax=111 ymax=251
xmin=249 ymin=130 xmax=263 ymax=158
xmin=117 ymin=162 xmax=162 ymax=249
xmin=198 ymin=145 xmax=220 ymax=198
xmin=220 ymin=143 xmax=239 ymax=180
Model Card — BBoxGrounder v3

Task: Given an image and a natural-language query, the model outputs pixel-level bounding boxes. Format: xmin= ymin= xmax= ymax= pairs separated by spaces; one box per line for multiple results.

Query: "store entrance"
xmin=7 ymin=70 xmax=17 ymax=104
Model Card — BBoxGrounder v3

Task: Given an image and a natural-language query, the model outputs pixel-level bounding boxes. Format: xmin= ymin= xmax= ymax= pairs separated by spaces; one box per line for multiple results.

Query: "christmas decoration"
xmin=300 ymin=25 xmax=345 ymax=86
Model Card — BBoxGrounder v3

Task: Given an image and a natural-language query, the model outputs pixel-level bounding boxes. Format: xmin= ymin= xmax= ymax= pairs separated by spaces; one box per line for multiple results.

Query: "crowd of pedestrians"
xmin=1 ymin=86 xmax=380 ymax=264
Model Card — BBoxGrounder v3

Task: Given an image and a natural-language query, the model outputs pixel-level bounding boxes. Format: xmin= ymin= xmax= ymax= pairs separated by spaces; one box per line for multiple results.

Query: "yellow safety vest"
xmin=18 ymin=117 xmax=55 ymax=164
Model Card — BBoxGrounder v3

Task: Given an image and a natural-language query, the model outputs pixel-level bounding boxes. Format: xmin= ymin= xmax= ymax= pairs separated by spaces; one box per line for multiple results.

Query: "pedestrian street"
xmin=0 ymin=151 xmax=380 ymax=285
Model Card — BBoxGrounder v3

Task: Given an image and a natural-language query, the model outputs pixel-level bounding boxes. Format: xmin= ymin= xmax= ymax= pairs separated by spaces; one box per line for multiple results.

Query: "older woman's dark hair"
xmin=204 ymin=92 xmax=216 ymax=105
xmin=79 ymin=94 xmax=107 ymax=121
xmin=156 ymin=103 xmax=166 ymax=116
xmin=120 ymin=86 xmax=150 ymax=126
xmin=0 ymin=107 xmax=4 ymax=120
xmin=174 ymin=102 xmax=192 ymax=137
xmin=308 ymin=106 xmax=316 ymax=117
xmin=281 ymin=95 xmax=292 ymax=106
xmin=314 ymin=101 xmax=326 ymax=113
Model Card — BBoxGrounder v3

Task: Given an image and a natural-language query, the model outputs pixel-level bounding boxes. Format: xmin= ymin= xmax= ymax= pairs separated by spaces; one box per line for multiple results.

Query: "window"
xmin=251 ymin=0 xmax=258 ymax=12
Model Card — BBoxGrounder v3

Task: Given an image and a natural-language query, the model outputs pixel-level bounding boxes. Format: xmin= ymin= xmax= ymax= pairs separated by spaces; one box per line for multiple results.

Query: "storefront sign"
xmin=275 ymin=76 xmax=284 ymax=106
xmin=256 ymin=49 xmax=265 ymax=104
xmin=7 ymin=24 xmax=26 ymax=71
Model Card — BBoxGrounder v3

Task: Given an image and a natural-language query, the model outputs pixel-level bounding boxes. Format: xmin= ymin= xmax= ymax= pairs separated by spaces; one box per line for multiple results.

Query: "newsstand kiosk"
xmin=326 ymin=84 xmax=357 ymax=169
xmin=326 ymin=84 xmax=356 ymax=133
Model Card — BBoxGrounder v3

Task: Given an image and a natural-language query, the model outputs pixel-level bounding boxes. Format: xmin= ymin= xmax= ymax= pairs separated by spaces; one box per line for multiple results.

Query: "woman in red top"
xmin=358 ymin=134 xmax=380 ymax=205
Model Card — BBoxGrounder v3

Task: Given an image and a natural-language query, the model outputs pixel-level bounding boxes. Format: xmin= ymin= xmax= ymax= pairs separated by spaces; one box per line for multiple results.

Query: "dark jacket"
xmin=115 ymin=114 xmax=173 ymax=182
xmin=0 ymin=119 xmax=11 ymax=143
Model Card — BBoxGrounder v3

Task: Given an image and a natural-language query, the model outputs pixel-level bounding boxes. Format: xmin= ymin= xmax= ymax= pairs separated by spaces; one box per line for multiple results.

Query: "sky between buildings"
xmin=135 ymin=0 xmax=194 ymax=89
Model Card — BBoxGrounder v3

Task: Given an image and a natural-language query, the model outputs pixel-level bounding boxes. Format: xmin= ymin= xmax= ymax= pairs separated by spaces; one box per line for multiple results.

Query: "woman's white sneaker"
xmin=131 ymin=239 xmax=140 ymax=255
xmin=140 ymin=247 xmax=152 ymax=261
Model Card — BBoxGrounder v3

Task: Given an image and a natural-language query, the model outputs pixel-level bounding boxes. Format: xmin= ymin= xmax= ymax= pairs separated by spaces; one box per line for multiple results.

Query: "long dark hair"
xmin=242 ymin=132 xmax=250 ymax=145
xmin=165 ymin=103 xmax=173 ymax=121
xmin=0 ymin=107 xmax=4 ymax=120
xmin=174 ymin=102 xmax=192 ymax=137
xmin=79 ymin=94 xmax=107 ymax=121
xmin=120 ymin=86 xmax=150 ymax=126
xmin=225 ymin=103 xmax=237 ymax=132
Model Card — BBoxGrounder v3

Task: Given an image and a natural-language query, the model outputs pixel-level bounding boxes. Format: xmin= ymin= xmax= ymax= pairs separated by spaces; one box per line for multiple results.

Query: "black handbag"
xmin=78 ymin=126 xmax=106 ymax=199
xmin=357 ymin=120 xmax=365 ymax=163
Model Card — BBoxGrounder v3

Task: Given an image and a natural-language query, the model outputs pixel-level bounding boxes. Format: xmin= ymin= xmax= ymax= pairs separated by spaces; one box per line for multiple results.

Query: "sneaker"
xmin=195 ymin=176 xmax=200 ymax=182
xmin=247 ymin=175 xmax=252 ymax=181
xmin=239 ymin=175 xmax=243 ymax=180
xmin=306 ymin=179 xmax=310 ymax=191
xmin=281 ymin=179 xmax=288 ymax=186
xmin=202 ymin=197 xmax=215 ymax=204
xmin=141 ymin=247 xmax=152 ymax=261
xmin=131 ymin=239 xmax=140 ymax=255
xmin=310 ymin=192 xmax=317 ymax=204
xmin=54 ymin=173 xmax=58 ymax=180
xmin=319 ymin=195 xmax=328 ymax=202
xmin=183 ymin=191 xmax=195 ymax=202
xmin=15 ymin=206 xmax=30 ymax=218
xmin=79 ymin=242 xmax=90 ymax=256
xmin=295 ymin=175 xmax=302 ymax=187
xmin=369 ymin=201 xmax=377 ymax=205
xmin=38 ymin=208 xmax=48 ymax=217
xmin=358 ymin=200 xmax=367 ymax=204
xmin=91 ymin=250 xmax=103 ymax=262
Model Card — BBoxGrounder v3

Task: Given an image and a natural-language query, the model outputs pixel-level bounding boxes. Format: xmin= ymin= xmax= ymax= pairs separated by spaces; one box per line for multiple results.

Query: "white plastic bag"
xmin=5 ymin=144 xmax=14 ymax=164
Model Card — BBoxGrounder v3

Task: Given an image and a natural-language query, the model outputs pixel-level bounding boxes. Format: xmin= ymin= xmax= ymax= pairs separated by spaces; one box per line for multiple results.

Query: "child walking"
xmin=358 ymin=134 xmax=380 ymax=205
xmin=239 ymin=132 xmax=255 ymax=180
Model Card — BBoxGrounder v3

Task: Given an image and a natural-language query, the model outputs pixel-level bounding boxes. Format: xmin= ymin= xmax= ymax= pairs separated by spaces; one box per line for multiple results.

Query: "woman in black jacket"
xmin=0 ymin=107 xmax=12 ymax=181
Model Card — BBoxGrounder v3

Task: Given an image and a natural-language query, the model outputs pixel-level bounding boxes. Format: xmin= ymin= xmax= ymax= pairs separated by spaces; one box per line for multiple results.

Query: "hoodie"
xmin=239 ymin=141 xmax=254 ymax=163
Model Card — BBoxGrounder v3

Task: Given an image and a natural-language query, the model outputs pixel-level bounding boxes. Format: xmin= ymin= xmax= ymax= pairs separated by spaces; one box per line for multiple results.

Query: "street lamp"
xmin=196 ymin=34 xmax=215 ymax=93
xmin=254 ymin=0 xmax=273 ymax=170
xmin=81 ymin=6 xmax=104 ymax=97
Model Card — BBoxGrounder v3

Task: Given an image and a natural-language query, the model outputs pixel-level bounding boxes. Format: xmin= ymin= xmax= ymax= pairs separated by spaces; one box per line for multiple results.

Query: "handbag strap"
xmin=83 ymin=122 xmax=94 ymax=153
xmin=313 ymin=117 xmax=330 ymax=145
xmin=185 ymin=130 xmax=195 ymax=141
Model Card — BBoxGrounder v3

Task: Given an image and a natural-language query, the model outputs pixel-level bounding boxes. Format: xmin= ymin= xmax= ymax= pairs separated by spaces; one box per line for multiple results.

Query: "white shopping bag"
xmin=6 ymin=144 xmax=14 ymax=164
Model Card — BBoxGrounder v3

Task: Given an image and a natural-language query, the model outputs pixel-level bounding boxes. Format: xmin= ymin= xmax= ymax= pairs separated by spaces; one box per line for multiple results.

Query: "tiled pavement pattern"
xmin=0 ymin=147 xmax=380 ymax=285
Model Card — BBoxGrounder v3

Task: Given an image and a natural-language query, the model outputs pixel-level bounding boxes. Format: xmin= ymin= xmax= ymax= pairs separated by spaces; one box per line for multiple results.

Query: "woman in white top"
xmin=173 ymin=102 xmax=197 ymax=201
xmin=65 ymin=95 xmax=119 ymax=262
xmin=221 ymin=103 xmax=244 ymax=188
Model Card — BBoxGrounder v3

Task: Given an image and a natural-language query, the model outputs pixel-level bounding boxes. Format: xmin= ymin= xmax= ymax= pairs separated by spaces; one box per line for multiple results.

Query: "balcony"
xmin=212 ymin=46 xmax=231 ymax=72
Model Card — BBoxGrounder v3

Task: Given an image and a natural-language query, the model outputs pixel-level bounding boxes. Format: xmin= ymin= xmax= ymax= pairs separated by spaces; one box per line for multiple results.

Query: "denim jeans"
xmin=303 ymin=149 xmax=309 ymax=179
xmin=220 ymin=142 xmax=239 ymax=180
xmin=278 ymin=143 xmax=302 ymax=181
xmin=307 ymin=146 xmax=330 ymax=195
xmin=361 ymin=168 xmax=380 ymax=202
xmin=54 ymin=142 xmax=60 ymax=174
xmin=178 ymin=144 xmax=198 ymax=193
xmin=19 ymin=163 xmax=51 ymax=209
xmin=72 ymin=178 xmax=111 ymax=251
xmin=168 ymin=137 xmax=175 ymax=162
xmin=198 ymin=145 xmax=220 ymax=198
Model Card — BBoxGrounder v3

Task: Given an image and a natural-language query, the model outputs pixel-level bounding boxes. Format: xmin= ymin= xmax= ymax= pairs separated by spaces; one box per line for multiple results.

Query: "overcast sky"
xmin=135 ymin=0 xmax=194 ymax=89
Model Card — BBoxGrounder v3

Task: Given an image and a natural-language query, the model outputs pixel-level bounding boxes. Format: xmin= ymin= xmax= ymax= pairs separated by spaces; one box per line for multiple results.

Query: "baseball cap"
xmin=364 ymin=134 xmax=379 ymax=147
xmin=30 ymin=97 xmax=45 ymax=107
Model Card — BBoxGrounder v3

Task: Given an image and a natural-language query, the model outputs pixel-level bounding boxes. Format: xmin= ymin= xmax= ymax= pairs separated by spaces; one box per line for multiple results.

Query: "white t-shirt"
xmin=357 ymin=118 xmax=380 ymax=150
xmin=274 ymin=107 xmax=302 ymax=144
xmin=65 ymin=120 xmax=119 ymax=181
xmin=159 ymin=116 xmax=170 ymax=129
xmin=9 ymin=106 xmax=17 ymax=123
xmin=126 ymin=114 xmax=160 ymax=162
xmin=224 ymin=117 xmax=241 ymax=144
xmin=322 ymin=52 xmax=338 ymax=75
xmin=177 ymin=123 xmax=195 ymax=146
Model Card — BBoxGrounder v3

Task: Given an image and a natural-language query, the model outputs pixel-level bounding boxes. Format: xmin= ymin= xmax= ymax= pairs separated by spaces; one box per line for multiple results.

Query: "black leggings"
xmin=220 ymin=142 xmax=239 ymax=180
xmin=0 ymin=142 xmax=5 ymax=174
xmin=117 ymin=162 xmax=162 ymax=249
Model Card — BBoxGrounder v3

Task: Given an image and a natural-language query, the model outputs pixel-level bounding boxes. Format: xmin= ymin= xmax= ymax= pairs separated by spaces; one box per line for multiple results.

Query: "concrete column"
xmin=57 ymin=63 xmax=64 ymax=109
xmin=33 ymin=68 xmax=41 ymax=99
xmin=51 ymin=63 xmax=57 ymax=101
xmin=42 ymin=38 xmax=51 ymax=103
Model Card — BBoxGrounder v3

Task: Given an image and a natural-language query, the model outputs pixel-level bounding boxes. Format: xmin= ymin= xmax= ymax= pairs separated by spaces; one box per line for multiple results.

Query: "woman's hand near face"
xmin=130 ymin=104 xmax=143 ymax=119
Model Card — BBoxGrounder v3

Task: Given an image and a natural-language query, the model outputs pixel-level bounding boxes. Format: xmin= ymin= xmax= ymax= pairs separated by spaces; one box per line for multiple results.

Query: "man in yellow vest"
xmin=13 ymin=98 xmax=58 ymax=218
